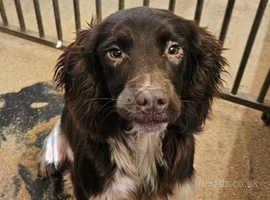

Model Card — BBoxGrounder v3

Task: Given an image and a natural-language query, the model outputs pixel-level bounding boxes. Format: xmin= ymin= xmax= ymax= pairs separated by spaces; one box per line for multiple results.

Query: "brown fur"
xmin=40 ymin=7 xmax=226 ymax=200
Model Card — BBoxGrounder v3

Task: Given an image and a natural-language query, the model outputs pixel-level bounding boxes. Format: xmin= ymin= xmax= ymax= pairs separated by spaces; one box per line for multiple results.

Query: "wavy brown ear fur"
xmin=176 ymin=20 xmax=226 ymax=135
xmin=163 ymin=21 xmax=226 ymax=186
xmin=53 ymin=23 xmax=118 ymax=140
xmin=54 ymin=22 xmax=97 ymax=95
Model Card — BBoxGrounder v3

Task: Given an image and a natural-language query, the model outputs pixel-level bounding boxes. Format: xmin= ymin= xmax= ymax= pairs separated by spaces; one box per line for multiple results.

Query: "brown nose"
xmin=136 ymin=89 xmax=168 ymax=113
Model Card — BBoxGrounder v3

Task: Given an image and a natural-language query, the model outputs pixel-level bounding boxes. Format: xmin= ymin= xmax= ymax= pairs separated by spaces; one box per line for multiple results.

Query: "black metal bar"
xmin=33 ymin=0 xmax=44 ymax=37
xmin=221 ymin=88 xmax=270 ymax=112
xmin=73 ymin=0 xmax=81 ymax=33
xmin=143 ymin=0 xmax=150 ymax=7
xmin=52 ymin=0 xmax=63 ymax=41
xmin=96 ymin=0 xmax=102 ymax=23
xmin=119 ymin=0 xmax=124 ymax=10
xmin=219 ymin=0 xmax=235 ymax=44
xmin=194 ymin=0 xmax=204 ymax=25
xmin=261 ymin=112 xmax=270 ymax=125
xmin=0 ymin=23 xmax=68 ymax=49
xmin=231 ymin=0 xmax=268 ymax=94
xmin=14 ymin=0 xmax=26 ymax=31
xmin=257 ymin=69 xmax=270 ymax=103
xmin=168 ymin=0 xmax=176 ymax=12
xmin=0 ymin=0 xmax=8 ymax=26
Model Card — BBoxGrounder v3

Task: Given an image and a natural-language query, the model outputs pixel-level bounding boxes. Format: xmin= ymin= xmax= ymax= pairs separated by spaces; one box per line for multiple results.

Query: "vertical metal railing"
xmin=168 ymin=0 xmax=176 ymax=12
xmin=14 ymin=0 xmax=26 ymax=31
xmin=194 ymin=0 xmax=204 ymax=25
xmin=73 ymin=0 xmax=81 ymax=33
xmin=231 ymin=0 xmax=268 ymax=94
xmin=33 ymin=0 xmax=44 ymax=37
xmin=52 ymin=0 xmax=63 ymax=42
xmin=0 ymin=0 xmax=8 ymax=26
xmin=119 ymin=0 xmax=125 ymax=10
xmin=143 ymin=0 xmax=150 ymax=7
xmin=257 ymin=69 xmax=270 ymax=103
xmin=219 ymin=0 xmax=235 ymax=45
xmin=96 ymin=0 xmax=102 ymax=23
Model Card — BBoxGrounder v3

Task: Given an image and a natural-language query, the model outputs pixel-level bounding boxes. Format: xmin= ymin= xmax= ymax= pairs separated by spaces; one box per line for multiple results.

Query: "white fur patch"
xmin=109 ymin=171 xmax=136 ymax=194
xmin=90 ymin=170 xmax=137 ymax=200
xmin=173 ymin=177 xmax=195 ymax=200
xmin=108 ymin=129 xmax=167 ymax=197
xmin=44 ymin=119 xmax=73 ymax=168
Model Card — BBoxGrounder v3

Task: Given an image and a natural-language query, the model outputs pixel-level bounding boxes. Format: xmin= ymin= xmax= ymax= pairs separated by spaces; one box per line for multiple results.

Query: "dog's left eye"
xmin=168 ymin=44 xmax=181 ymax=55
xmin=165 ymin=41 xmax=183 ymax=63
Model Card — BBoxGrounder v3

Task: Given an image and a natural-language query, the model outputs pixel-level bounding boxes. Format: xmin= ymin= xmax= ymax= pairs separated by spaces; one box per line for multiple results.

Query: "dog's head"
xmin=55 ymin=7 xmax=226 ymax=139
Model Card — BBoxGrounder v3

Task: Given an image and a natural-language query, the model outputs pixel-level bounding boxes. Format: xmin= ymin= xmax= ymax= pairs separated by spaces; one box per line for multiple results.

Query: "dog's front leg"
xmin=38 ymin=119 xmax=74 ymax=177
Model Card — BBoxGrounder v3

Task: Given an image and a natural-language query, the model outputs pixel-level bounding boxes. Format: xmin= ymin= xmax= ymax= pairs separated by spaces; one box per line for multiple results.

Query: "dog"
xmin=39 ymin=7 xmax=226 ymax=200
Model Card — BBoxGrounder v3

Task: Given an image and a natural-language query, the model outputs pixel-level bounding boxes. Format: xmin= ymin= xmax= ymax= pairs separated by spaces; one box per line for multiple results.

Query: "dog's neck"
xmin=109 ymin=129 xmax=167 ymax=193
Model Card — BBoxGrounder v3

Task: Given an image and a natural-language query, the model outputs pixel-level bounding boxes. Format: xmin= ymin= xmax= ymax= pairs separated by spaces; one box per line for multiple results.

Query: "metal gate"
xmin=0 ymin=0 xmax=269 ymax=124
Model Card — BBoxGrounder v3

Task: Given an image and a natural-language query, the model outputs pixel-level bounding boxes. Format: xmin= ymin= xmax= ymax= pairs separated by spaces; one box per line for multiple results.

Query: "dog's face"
xmin=55 ymin=7 xmax=225 ymax=138
xmin=96 ymin=8 xmax=191 ymax=132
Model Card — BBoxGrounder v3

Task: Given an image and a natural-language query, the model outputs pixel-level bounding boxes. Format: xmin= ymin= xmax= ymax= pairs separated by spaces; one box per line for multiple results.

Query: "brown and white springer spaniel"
xmin=39 ymin=7 xmax=226 ymax=200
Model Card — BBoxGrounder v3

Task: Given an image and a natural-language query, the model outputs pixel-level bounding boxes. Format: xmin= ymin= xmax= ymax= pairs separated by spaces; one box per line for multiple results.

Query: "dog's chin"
xmin=125 ymin=121 xmax=168 ymax=134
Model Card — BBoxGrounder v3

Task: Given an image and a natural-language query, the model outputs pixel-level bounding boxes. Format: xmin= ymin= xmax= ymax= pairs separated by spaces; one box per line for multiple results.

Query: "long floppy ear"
xmin=54 ymin=24 xmax=99 ymax=98
xmin=178 ymin=21 xmax=227 ymax=135
xmin=54 ymin=23 xmax=105 ymax=134
xmin=54 ymin=23 xmax=120 ymax=139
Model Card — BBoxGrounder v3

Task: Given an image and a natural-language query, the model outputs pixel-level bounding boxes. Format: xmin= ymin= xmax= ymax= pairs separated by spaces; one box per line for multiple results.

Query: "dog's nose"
xmin=136 ymin=89 xmax=168 ymax=112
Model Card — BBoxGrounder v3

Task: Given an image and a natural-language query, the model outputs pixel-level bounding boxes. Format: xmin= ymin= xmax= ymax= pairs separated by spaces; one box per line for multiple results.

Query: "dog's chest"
xmin=104 ymin=132 xmax=166 ymax=198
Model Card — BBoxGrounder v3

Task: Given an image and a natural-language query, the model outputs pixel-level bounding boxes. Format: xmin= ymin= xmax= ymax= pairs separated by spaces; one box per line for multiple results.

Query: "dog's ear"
xmin=53 ymin=23 xmax=101 ymax=132
xmin=54 ymin=23 xmax=100 ymax=99
xmin=179 ymin=20 xmax=226 ymax=134
xmin=54 ymin=23 xmax=118 ymax=138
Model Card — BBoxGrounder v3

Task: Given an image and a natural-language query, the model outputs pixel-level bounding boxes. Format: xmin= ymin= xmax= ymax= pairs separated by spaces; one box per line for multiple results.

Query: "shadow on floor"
xmin=0 ymin=82 xmax=66 ymax=199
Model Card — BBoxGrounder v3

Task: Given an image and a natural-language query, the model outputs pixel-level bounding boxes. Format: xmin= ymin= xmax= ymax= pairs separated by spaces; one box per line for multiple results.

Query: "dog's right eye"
xmin=107 ymin=48 xmax=123 ymax=60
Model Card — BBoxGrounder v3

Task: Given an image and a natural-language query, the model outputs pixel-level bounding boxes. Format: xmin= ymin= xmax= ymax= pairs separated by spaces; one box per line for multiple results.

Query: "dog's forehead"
xmin=111 ymin=17 xmax=163 ymax=37
xmin=103 ymin=7 xmax=177 ymax=39
xmin=106 ymin=7 xmax=165 ymax=24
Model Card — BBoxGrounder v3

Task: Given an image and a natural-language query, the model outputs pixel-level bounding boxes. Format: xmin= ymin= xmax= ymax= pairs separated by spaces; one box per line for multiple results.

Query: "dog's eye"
xmin=165 ymin=41 xmax=183 ymax=64
xmin=107 ymin=48 xmax=123 ymax=59
xmin=168 ymin=44 xmax=180 ymax=55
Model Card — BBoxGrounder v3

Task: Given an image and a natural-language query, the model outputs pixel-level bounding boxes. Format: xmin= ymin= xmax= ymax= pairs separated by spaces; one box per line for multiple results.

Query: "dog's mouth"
xmin=135 ymin=121 xmax=168 ymax=132
xmin=125 ymin=121 xmax=168 ymax=133
xmin=134 ymin=113 xmax=168 ymax=124
xmin=123 ymin=114 xmax=168 ymax=133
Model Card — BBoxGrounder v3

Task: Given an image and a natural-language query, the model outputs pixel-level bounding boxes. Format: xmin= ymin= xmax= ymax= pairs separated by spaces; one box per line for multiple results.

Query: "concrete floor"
xmin=0 ymin=0 xmax=270 ymax=199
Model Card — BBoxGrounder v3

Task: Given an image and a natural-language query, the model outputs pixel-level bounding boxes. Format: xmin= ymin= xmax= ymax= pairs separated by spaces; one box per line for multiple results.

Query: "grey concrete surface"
xmin=0 ymin=0 xmax=269 ymax=199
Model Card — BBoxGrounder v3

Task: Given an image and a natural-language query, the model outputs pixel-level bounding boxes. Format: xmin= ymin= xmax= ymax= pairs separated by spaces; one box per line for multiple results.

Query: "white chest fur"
xmin=104 ymin=131 xmax=167 ymax=198
xmin=89 ymin=170 xmax=137 ymax=200
xmin=98 ymin=130 xmax=195 ymax=200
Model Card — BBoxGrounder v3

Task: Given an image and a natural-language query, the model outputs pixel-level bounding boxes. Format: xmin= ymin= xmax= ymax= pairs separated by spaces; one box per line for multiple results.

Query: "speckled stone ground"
xmin=0 ymin=1 xmax=269 ymax=199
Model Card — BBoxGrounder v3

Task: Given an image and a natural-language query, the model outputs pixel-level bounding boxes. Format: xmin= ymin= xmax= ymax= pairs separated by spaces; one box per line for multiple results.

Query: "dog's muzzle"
xmin=116 ymin=73 xmax=181 ymax=132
